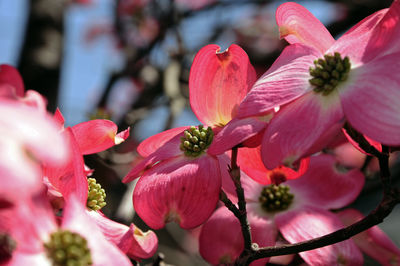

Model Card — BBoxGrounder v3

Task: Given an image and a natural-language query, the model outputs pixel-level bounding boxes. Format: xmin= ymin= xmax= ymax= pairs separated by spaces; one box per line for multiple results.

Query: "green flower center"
xmin=259 ymin=184 xmax=294 ymax=212
xmin=87 ymin=178 xmax=106 ymax=211
xmin=309 ymin=52 xmax=351 ymax=95
xmin=44 ymin=230 xmax=92 ymax=266
xmin=0 ymin=233 xmax=16 ymax=263
xmin=180 ymin=125 xmax=213 ymax=157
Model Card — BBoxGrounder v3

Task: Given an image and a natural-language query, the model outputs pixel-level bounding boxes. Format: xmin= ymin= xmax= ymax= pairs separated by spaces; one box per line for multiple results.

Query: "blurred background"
xmin=0 ymin=0 xmax=399 ymax=265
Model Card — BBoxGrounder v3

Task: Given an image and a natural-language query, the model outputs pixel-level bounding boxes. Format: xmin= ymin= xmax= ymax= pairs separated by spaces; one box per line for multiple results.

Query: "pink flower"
xmin=122 ymin=44 xmax=256 ymax=229
xmin=236 ymin=1 xmax=400 ymax=169
xmin=200 ymin=154 xmax=368 ymax=265
xmin=0 ymin=193 xmax=132 ymax=265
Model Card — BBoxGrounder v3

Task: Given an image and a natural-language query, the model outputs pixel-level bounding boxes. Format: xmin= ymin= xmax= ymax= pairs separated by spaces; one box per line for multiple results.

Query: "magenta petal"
xmin=238 ymin=44 xmax=321 ymax=118
xmin=71 ymin=119 xmax=129 ymax=155
xmin=288 ymin=154 xmax=364 ymax=210
xmin=340 ymin=54 xmax=400 ymax=145
xmin=261 ymin=91 xmax=344 ymax=169
xmin=189 ymin=44 xmax=256 ymax=126
xmin=0 ymin=64 xmax=25 ymax=97
xmin=275 ymin=207 xmax=363 ymax=266
xmin=208 ymin=117 xmax=268 ymax=155
xmin=133 ymin=155 xmax=221 ymax=229
xmin=87 ymin=211 xmax=158 ymax=260
xmin=276 ymin=2 xmax=335 ymax=53
xmin=337 ymin=208 xmax=400 ymax=266
xmin=123 ymin=129 xmax=185 ymax=183
xmin=62 ymin=196 xmax=132 ymax=266
xmin=137 ymin=126 xmax=189 ymax=157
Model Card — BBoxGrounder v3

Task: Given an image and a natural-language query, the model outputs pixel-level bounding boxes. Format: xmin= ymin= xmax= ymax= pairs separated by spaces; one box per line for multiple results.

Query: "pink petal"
xmin=137 ymin=126 xmax=189 ymax=157
xmin=261 ymin=90 xmax=344 ymax=169
xmin=275 ymin=207 xmax=363 ymax=266
xmin=133 ymin=155 xmax=221 ymax=229
xmin=238 ymin=44 xmax=321 ymax=118
xmin=287 ymin=154 xmax=364 ymax=210
xmin=53 ymin=108 xmax=65 ymax=130
xmin=339 ymin=53 xmax=400 ymax=145
xmin=20 ymin=90 xmax=48 ymax=112
xmin=342 ymin=127 xmax=382 ymax=155
xmin=0 ymin=64 xmax=24 ymax=97
xmin=207 ymin=117 xmax=268 ymax=155
xmin=199 ymin=207 xmax=275 ymax=265
xmin=71 ymin=119 xmax=129 ymax=155
xmin=122 ymin=129 xmax=185 ymax=183
xmin=87 ymin=211 xmax=158 ymax=260
xmin=237 ymin=145 xmax=309 ymax=185
xmin=337 ymin=208 xmax=400 ymax=266
xmin=189 ymin=44 xmax=256 ymax=126
xmin=276 ymin=2 xmax=335 ymax=53
xmin=329 ymin=9 xmax=388 ymax=65
xmin=62 ymin=196 xmax=132 ymax=266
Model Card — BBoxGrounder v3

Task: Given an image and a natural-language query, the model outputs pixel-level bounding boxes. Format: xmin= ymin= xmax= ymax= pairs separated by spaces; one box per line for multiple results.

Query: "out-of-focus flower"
xmin=200 ymin=154 xmax=367 ymax=265
xmin=0 ymin=194 xmax=132 ymax=265
xmin=122 ymin=44 xmax=257 ymax=229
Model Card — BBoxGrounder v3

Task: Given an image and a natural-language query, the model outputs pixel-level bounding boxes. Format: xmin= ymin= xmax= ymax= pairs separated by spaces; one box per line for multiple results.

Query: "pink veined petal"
xmin=137 ymin=126 xmax=189 ymax=157
xmin=339 ymin=53 xmax=400 ymax=145
xmin=207 ymin=117 xmax=268 ymax=155
xmin=133 ymin=155 xmax=221 ymax=229
xmin=261 ymin=90 xmax=344 ymax=170
xmin=362 ymin=0 xmax=400 ymax=62
xmin=71 ymin=119 xmax=129 ymax=155
xmin=288 ymin=154 xmax=364 ymax=210
xmin=122 ymin=129 xmax=185 ymax=183
xmin=199 ymin=207 xmax=276 ymax=266
xmin=238 ymin=44 xmax=321 ymax=118
xmin=237 ymin=145 xmax=309 ymax=185
xmin=0 ymin=64 xmax=24 ymax=97
xmin=337 ymin=208 xmax=400 ymax=266
xmin=329 ymin=9 xmax=388 ymax=65
xmin=276 ymin=2 xmax=335 ymax=53
xmin=189 ymin=44 xmax=256 ymax=126
xmin=86 ymin=211 xmax=158 ymax=260
xmin=62 ymin=196 xmax=132 ymax=266
xmin=275 ymin=206 xmax=363 ymax=266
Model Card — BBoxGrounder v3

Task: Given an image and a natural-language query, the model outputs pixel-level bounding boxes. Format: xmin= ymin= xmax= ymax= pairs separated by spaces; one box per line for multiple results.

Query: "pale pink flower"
xmin=0 ymin=193 xmax=132 ymax=265
xmin=122 ymin=44 xmax=257 ymax=229
xmin=200 ymin=154 xmax=367 ymax=265
xmin=235 ymin=1 xmax=400 ymax=169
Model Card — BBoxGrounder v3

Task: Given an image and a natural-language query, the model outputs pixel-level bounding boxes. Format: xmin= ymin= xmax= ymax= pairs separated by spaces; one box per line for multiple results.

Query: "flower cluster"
xmin=0 ymin=65 xmax=157 ymax=265
xmin=122 ymin=0 xmax=400 ymax=265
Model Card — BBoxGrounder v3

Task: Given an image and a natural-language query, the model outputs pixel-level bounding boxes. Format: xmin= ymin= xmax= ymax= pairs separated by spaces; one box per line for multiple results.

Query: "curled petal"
xmin=137 ymin=126 xmax=189 ymax=157
xmin=71 ymin=119 xmax=130 ymax=155
xmin=208 ymin=117 xmax=268 ymax=155
xmin=189 ymin=44 xmax=256 ymax=126
xmin=288 ymin=154 xmax=364 ymax=210
xmin=87 ymin=211 xmax=158 ymax=260
xmin=276 ymin=2 xmax=335 ymax=53
xmin=133 ymin=155 xmax=221 ymax=229
xmin=276 ymin=207 xmax=363 ymax=266
xmin=238 ymin=44 xmax=321 ymax=118
xmin=337 ymin=208 xmax=400 ymax=266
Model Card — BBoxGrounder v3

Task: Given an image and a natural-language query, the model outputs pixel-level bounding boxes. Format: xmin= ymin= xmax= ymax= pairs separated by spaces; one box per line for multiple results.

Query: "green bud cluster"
xmin=0 ymin=233 xmax=16 ymax=262
xmin=44 ymin=230 xmax=92 ymax=266
xmin=309 ymin=52 xmax=351 ymax=95
xmin=87 ymin=178 xmax=106 ymax=211
xmin=259 ymin=184 xmax=294 ymax=212
xmin=180 ymin=125 xmax=213 ymax=157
